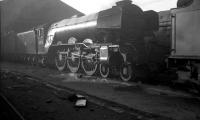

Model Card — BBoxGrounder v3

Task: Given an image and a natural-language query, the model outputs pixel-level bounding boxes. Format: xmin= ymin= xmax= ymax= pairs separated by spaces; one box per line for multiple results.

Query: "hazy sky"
xmin=61 ymin=0 xmax=178 ymax=14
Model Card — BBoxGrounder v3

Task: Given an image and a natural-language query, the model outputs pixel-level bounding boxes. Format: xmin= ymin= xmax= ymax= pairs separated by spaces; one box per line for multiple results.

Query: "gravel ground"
xmin=1 ymin=70 xmax=171 ymax=120
xmin=0 ymin=62 xmax=200 ymax=120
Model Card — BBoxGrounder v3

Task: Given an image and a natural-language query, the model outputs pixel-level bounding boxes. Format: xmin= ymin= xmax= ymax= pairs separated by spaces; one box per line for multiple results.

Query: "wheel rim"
xmin=82 ymin=54 xmax=98 ymax=76
xmin=67 ymin=51 xmax=80 ymax=73
xmin=55 ymin=52 xmax=66 ymax=71
xmin=120 ymin=64 xmax=132 ymax=82
xmin=99 ymin=63 xmax=110 ymax=78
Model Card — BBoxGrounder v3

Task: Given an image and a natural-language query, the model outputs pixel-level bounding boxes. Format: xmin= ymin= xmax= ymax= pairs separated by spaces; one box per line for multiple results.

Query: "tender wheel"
xmin=32 ymin=56 xmax=37 ymax=66
xmin=82 ymin=54 xmax=98 ymax=76
xmin=27 ymin=56 xmax=31 ymax=64
xmin=67 ymin=51 xmax=80 ymax=73
xmin=120 ymin=63 xmax=132 ymax=82
xmin=31 ymin=57 xmax=34 ymax=65
xmin=55 ymin=51 xmax=67 ymax=71
xmin=99 ymin=63 xmax=110 ymax=78
xmin=23 ymin=56 xmax=26 ymax=62
xmin=40 ymin=57 xmax=46 ymax=67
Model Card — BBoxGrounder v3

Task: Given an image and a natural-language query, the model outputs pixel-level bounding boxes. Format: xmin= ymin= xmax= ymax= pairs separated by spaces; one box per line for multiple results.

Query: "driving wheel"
xmin=67 ymin=51 xmax=80 ymax=73
xmin=82 ymin=53 xmax=98 ymax=76
xmin=120 ymin=63 xmax=133 ymax=82
xmin=55 ymin=51 xmax=67 ymax=71
xmin=99 ymin=63 xmax=110 ymax=78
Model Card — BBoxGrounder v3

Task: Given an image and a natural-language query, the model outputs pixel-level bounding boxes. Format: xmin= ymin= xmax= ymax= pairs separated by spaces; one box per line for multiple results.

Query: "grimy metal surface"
xmin=17 ymin=30 xmax=36 ymax=54
xmin=97 ymin=7 xmax=122 ymax=28
xmin=171 ymin=0 xmax=200 ymax=59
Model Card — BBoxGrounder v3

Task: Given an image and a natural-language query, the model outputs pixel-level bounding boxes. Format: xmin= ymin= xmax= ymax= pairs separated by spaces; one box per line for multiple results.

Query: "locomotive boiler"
xmin=44 ymin=0 xmax=158 ymax=81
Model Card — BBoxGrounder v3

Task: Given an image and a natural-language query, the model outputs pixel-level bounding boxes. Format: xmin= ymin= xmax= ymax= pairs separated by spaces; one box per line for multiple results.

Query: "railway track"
xmin=0 ymin=69 xmax=173 ymax=120
xmin=0 ymin=93 xmax=26 ymax=120
xmin=1 ymin=63 xmax=200 ymax=120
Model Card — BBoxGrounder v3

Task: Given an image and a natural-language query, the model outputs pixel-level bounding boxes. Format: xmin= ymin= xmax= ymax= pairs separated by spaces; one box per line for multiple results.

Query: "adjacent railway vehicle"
xmin=1 ymin=0 xmax=199 ymax=82
xmin=168 ymin=0 xmax=200 ymax=81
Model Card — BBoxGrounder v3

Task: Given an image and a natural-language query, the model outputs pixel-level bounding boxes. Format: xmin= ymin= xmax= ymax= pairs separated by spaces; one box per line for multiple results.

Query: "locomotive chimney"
xmin=116 ymin=0 xmax=132 ymax=7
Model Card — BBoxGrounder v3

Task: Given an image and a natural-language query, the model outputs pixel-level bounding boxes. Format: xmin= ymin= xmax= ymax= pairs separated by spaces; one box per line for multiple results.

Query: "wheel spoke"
xmin=82 ymin=54 xmax=98 ymax=76
xmin=55 ymin=52 xmax=66 ymax=71
xmin=67 ymin=51 xmax=80 ymax=73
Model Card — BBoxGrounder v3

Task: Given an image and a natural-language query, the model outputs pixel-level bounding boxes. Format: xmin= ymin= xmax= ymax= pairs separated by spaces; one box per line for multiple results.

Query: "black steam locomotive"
xmin=45 ymin=0 xmax=159 ymax=81
xmin=2 ymin=0 xmax=199 ymax=83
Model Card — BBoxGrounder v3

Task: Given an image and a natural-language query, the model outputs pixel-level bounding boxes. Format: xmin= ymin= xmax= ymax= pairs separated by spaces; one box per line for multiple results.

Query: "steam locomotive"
xmin=1 ymin=0 xmax=200 ymax=83
xmin=46 ymin=0 xmax=159 ymax=81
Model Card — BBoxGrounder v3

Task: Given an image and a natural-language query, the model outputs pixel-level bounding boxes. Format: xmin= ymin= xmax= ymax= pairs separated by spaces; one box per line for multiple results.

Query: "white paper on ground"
xmin=75 ymin=99 xmax=87 ymax=107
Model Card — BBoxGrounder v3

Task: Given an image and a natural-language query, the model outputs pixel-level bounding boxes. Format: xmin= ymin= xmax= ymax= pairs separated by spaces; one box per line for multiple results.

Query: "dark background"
xmin=1 ymin=0 xmax=83 ymax=34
